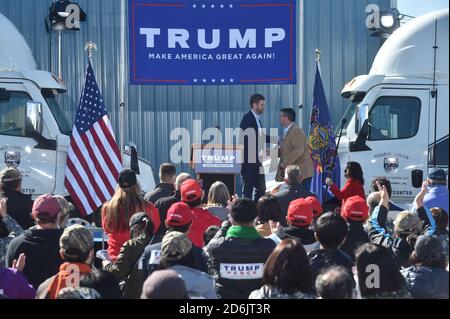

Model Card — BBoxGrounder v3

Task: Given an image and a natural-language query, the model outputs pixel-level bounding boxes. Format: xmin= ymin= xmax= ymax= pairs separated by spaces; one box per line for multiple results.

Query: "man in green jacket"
xmin=103 ymin=212 xmax=159 ymax=299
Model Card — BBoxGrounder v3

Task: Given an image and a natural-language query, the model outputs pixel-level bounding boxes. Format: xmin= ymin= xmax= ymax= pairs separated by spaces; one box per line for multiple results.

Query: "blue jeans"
xmin=301 ymin=177 xmax=312 ymax=192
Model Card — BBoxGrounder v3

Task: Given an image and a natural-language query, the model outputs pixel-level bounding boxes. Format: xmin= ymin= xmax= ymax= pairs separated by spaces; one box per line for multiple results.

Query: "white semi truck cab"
xmin=0 ymin=13 xmax=155 ymax=202
xmin=337 ymin=9 xmax=449 ymax=206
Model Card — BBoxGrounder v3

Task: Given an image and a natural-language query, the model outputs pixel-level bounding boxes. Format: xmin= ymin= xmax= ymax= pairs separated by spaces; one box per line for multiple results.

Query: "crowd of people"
xmin=0 ymin=160 xmax=448 ymax=299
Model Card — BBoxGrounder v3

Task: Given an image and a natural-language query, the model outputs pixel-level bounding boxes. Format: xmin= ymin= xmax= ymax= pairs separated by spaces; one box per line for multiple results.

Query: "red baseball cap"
xmin=341 ymin=195 xmax=369 ymax=221
xmin=166 ymin=202 xmax=193 ymax=226
xmin=180 ymin=179 xmax=202 ymax=202
xmin=32 ymin=194 xmax=61 ymax=219
xmin=305 ymin=196 xmax=322 ymax=218
xmin=287 ymin=198 xmax=313 ymax=227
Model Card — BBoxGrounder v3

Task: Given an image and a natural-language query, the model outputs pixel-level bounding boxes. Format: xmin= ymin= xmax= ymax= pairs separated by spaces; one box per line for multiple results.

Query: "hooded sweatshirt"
xmin=36 ymin=262 xmax=92 ymax=299
xmin=189 ymin=207 xmax=221 ymax=248
xmin=275 ymin=226 xmax=319 ymax=252
xmin=5 ymin=227 xmax=64 ymax=288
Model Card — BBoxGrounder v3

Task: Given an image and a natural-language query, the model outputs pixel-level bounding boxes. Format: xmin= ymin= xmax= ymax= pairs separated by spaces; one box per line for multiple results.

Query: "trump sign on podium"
xmin=129 ymin=0 xmax=296 ymax=85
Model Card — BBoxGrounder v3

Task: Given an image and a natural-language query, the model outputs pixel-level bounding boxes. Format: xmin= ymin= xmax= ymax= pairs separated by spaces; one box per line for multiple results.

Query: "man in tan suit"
xmin=275 ymin=108 xmax=314 ymax=191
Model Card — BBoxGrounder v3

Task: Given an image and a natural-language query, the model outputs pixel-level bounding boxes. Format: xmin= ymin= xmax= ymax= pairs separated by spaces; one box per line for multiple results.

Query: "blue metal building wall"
xmin=0 ymin=0 xmax=390 ymax=179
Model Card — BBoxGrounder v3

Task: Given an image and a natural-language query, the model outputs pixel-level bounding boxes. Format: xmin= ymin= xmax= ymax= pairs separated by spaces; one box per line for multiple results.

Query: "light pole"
xmin=47 ymin=0 xmax=86 ymax=80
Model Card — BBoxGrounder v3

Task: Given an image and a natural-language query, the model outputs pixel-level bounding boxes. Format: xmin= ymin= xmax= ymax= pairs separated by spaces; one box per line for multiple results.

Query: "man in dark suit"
xmin=239 ymin=94 xmax=271 ymax=201
xmin=144 ymin=163 xmax=176 ymax=204
xmin=274 ymin=164 xmax=317 ymax=226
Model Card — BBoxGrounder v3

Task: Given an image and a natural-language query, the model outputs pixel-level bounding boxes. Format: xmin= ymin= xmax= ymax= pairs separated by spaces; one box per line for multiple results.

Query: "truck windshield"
xmin=42 ymin=89 xmax=72 ymax=135
xmin=335 ymin=102 xmax=356 ymax=136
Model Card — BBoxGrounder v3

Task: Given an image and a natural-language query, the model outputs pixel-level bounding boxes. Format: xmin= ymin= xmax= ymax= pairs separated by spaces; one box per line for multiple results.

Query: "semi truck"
xmin=0 ymin=12 xmax=156 ymax=205
xmin=336 ymin=9 xmax=448 ymax=207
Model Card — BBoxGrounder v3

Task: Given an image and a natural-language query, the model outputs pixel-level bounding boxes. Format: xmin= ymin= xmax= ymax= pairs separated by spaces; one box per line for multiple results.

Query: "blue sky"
xmin=397 ymin=0 xmax=449 ymax=17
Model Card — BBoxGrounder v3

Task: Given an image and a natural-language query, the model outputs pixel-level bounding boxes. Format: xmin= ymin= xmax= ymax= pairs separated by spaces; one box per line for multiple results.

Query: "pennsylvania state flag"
xmin=308 ymin=61 xmax=340 ymax=204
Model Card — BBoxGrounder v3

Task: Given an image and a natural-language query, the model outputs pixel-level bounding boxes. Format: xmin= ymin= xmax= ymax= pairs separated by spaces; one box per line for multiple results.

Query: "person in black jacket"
xmin=368 ymin=181 xmax=436 ymax=268
xmin=340 ymin=195 xmax=370 ymax=260
xmin=401 ymin=235 xmax=449 ymax=299
xmin=5 ymin=194 xmax=63 ymax=288
xmin=204 ymin=198 xmax=276 ymax=299
xmin=144 ymin=163 xmax=176 ymax=204
xmin=0 ymin=167 xmax=34 ymax=230
xmin=272 ymin=197 xmax=318 ymax=252
xmin=307 ymin=212 xmax=353 ymax=281
xmin=154 ymin=173 xmax=191 ymax=236
xmin=274 ymin=165 xmax=317 ymax=225
xmin=141 ymin=202 xmax=208 ymax=279
xmin=239 ymin=94 xmax=272 ymax=201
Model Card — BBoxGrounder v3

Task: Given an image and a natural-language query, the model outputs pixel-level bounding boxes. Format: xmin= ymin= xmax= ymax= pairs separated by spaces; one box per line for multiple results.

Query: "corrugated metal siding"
xmin=0 ymin=0 xmax=390 ymax=179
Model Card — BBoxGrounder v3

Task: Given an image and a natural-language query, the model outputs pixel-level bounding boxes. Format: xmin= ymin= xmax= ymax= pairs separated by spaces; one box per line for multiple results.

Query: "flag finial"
xmin=315 ymin=48 xmax=321 ymax=61
xmin=84 ymin=41 xmax=97 ymax=61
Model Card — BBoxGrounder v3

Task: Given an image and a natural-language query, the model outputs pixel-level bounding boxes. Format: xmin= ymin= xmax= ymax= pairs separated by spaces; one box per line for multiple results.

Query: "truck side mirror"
xmin=26 ymin=101 xmax=43 ymax=135
xmin=350 ymin=119 xmax=371 ymax=152
xmin=411 ymin=169 xmax=423 ymax=188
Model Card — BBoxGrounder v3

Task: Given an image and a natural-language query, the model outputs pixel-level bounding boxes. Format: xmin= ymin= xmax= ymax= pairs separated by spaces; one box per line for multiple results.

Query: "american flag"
xmin=64 ymin=61 xmax=123 ymax=216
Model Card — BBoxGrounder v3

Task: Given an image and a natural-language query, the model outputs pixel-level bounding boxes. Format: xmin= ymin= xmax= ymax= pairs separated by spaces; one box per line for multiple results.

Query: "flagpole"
xmin=119 ymin=0 xmax=126 ymax=161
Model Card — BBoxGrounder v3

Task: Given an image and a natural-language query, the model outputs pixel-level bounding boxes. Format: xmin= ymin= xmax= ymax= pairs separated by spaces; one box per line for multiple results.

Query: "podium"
xmin=191 ymin=144 xmax=243 ymax=196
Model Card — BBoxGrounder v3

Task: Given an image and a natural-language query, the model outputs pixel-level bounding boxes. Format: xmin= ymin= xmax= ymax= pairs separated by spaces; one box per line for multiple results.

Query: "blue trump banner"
xmin=129 ymin=0 xmax=296 ymax=85
xmin=308 ymin=61 xmax=340 ymax=204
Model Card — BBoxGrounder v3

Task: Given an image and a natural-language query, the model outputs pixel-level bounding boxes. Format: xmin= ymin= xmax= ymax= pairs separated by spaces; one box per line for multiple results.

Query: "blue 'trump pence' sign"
xmin=129 ymin=0 xmax=296 ymax=85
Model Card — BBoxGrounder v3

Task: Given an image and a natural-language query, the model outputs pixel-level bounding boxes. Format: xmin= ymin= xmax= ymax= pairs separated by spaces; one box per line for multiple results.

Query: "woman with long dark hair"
xmin=102 ymin=170 xmax=160 ymax=261
xmin=325 ymin=161 xmax=365 ymax=206
xmin=355 ymin=243 xmax=411 ymax=299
